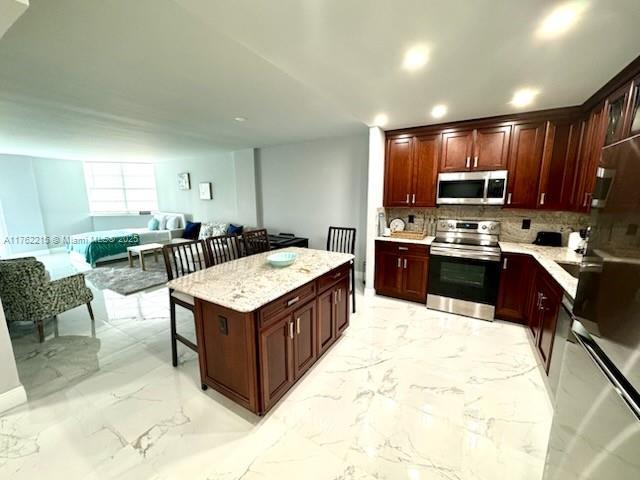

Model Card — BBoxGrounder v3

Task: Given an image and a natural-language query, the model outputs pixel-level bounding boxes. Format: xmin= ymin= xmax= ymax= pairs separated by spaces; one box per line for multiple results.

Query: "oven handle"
xmin=430 ymin=247 xmax=501 ymax=262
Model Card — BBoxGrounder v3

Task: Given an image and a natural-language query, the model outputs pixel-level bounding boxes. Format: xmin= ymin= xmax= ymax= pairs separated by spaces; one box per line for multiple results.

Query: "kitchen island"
xmin=167 ymin=247 xmax=354 ymax=415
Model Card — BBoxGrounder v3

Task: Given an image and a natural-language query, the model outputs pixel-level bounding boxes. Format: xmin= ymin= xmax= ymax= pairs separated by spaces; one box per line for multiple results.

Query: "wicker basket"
xmin=390 ymin=231 xmax=427 ymax=240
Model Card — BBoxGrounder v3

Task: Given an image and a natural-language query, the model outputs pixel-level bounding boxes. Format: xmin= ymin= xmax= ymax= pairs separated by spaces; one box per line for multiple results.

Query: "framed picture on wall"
xmin=177 ymin=172 xmax=191 ymax=190
xmin=199 ymin=182 xmax=213 ymax=200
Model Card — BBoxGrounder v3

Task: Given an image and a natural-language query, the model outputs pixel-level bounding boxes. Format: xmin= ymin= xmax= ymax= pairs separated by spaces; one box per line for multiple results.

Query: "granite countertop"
xmin=167 ymin=247 xmax=354 ymax=313
xmin=376 ymin=236 xmax=582 ymax=299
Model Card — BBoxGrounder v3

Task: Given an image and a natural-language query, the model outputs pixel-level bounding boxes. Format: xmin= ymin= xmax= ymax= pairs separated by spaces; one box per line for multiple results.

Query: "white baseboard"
xmin=364 ymin=287 xmax=376 ymax=297
xmin=0 ymin=385 xmax=27 ymax=414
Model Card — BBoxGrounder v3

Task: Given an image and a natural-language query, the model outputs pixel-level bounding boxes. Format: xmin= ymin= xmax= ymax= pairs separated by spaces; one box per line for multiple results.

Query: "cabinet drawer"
xmin=259 ymin=282 xmax=315 ymax=328
xmin=375 ymin=240 xmax=429 ymax=257
xmin=317 ymin=263 xmax=350 ymax=293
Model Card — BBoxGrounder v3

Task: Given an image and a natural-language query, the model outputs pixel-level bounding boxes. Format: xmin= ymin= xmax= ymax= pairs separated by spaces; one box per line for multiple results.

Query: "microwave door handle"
xmin=483 ymin=179 xmax=489 ymax=203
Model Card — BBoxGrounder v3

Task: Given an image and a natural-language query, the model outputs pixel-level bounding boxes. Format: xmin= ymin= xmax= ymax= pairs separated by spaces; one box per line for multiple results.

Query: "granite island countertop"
xmin=376 ymin=235 xmax=582 ymax=299
xmin=167 ymin=247 xmax=354 ymax=313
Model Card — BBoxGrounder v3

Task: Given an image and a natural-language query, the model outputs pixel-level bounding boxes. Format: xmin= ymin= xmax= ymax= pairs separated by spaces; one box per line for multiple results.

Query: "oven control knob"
xmin=447 ymin=223 xmax=454 ymax=229
xmin=481 ymin=225 xmax=487 ymax=230
xmin=490 ymin=225 xmax=497 ymax=231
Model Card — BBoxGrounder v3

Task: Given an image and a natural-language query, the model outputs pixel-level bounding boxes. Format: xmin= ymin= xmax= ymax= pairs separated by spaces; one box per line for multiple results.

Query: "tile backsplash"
xmin=385 ymin=206 xmax=590 ymax=245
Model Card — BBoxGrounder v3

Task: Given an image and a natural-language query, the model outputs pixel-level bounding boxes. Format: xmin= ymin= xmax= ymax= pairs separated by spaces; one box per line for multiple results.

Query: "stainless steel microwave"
xmin=436 ymin=170 xmax=508 ymax=205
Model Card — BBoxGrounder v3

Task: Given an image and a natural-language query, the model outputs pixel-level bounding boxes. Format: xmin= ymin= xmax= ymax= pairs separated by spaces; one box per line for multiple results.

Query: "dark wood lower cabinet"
xmin=496 ymin=253 xmax=535 ymax=324
xmin=497 ymin=253 xmax=564 ymax=373
xmin=194 ymin=263 xmax=351 ymax=415
xmin=374 ymin=240 xmax=429 ymax=302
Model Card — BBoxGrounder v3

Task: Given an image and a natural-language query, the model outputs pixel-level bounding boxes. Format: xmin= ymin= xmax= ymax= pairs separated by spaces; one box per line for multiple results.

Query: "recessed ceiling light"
xmin=537 ymin=1 xmax=587 ymax=39
xmin=510 ymin=88 xmax=539 ymax=108
xmin=431 ymin=104 xmax=447 ymax=119
xmin=402 ymin=46 xmax=429 ymax=71
xmin=373 ymin=113 xmax=389 ymax=127
xmin=234 ymin=116 xmax=247 ymax=122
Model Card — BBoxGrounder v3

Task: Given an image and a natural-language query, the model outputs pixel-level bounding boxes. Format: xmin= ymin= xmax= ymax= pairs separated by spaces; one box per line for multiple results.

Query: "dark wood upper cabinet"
xmin=604 ymin=84 xmax=632 ymax=145
xmin=574 ymin=104 xmax=607 ymax=212
xmin=474 ymin=125 xmax=511 ymax=170
xmin=537 ymin=119 xmax=581 ymax=211
xmin=440 ymin=130 xmax=473 ymax=172
xmin=384 ymin=138 xmax=413 ymax=206
xmin=629 ymin=78 xmax=640 ymax=137
xmin=496 ymin=253 xmax=535 ymax=324
xmin=384 ymin=135 xmax=439 ymax=207
xmin=411 ymin=134 xmax=440 ymax=207
xmin=505 ymin=122 xmax=545 ymax=208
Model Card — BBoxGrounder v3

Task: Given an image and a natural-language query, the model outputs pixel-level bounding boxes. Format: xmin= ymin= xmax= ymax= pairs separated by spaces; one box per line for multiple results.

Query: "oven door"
xmin=428 ymin=254 xmax=501 ymax=306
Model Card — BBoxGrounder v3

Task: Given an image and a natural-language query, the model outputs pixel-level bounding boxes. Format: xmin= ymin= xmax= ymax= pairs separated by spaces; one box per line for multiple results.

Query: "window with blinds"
xmin=83 ymin=162 xmax=158 ymax=214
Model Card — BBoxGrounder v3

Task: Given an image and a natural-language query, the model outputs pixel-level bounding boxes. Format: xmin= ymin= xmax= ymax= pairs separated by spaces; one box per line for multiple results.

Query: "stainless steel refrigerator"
xmin=543 ymin=136 xmax=640 ymax=479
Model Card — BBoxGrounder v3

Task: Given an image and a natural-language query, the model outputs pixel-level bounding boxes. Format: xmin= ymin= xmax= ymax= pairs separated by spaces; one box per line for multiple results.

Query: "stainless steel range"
xmin=427 ymin=219 xmax=501 ymax=321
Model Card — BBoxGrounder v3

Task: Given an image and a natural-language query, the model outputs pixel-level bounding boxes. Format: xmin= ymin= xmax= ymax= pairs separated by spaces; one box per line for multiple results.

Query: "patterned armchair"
xmin=0 ymin=257 xmax=94 ymax=342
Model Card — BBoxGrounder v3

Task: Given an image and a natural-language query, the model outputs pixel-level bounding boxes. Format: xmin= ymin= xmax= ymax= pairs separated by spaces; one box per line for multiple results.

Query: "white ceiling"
xmin=1 ymin=0 xmax=639 ymax=161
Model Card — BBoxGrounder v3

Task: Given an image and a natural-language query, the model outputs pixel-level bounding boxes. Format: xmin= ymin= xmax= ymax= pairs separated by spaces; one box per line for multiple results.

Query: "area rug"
xmin=84 ymin=260 xmax=168 ymax=295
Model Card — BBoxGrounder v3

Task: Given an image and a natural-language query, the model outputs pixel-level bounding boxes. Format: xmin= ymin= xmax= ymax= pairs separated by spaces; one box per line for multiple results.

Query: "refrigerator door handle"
xmin=573 ymin=324 xmax=640 ymax=422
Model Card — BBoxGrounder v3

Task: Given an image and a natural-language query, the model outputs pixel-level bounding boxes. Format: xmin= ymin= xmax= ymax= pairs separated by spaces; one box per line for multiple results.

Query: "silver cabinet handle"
xmin=289 ymin=321 xmax=294 ymax=339
xmin=287 ymin=296 xmax=299 ymax=307
xmin=536 ymin=292 xmax=542 ymax=309
xmin=411 ymin=193 xmax=416 ymax=204
xmin=474 ymin=156 xmax=478 ymax=168
xmin=397 ymin=257 xmax=401 ymax=268
xmin=337 ymin=288 xmax=341 ymax=302
xmin=539 ymin=295 xmax=547 ymax=311
xmin=507 ymin=192 xmax=512 ymax=204
xmin=465 ymin=156 xmax=470 ymax=168
xmin=406 ymin=193 xmax=410 ymax=204
xmin=333 ymin=291 xmax=337 ymax=305
xmin=296 ymin=317 xmax=300 ymax=335
xmin=503 ymin=257 xmax=508 ymax=270
xmin=398 ymin=246 xmax=409 ymax=251
xmin=403 ymin=258 xmax=407 ymax=269
xmin=540 ymin=193 xmax=546 ymax=205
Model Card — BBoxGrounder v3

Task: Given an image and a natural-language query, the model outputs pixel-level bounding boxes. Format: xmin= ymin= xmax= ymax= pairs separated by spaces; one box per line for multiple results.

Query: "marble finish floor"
xmin=2 ymin=254 xmax=553 ymax=480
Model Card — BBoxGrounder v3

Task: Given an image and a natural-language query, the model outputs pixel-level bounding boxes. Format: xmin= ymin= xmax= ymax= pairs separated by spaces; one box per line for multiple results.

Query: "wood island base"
xmin=193 ymin=262 xmax=351 ymax=415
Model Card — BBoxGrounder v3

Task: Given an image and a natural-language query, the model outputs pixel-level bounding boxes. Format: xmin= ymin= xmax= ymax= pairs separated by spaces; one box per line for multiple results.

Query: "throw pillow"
xmin=226 ymin=223 xmax=243 ymax=235
xmin=166 ymin=216 xmax=181 ymax=230
xmin=154 ymin=214 xmax=167 ymax=230
xmin=182 ymin=221 xmax=201 ymax=240
xmin=148 ymin=218 xmax=160 ymax=230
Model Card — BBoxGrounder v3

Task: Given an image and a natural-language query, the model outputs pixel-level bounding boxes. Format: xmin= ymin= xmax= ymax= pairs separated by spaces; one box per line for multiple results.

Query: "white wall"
xmin=256 ymin=133 xmax=369 ymax=273
xmin=365 ymin=127 xmax=386 ymax=294
xmin=233 ymin=149 xmax=258 ymax=227
xmin=0 ymin=297 xmax=26 ymax=413
xmin=155 ymin=154 xmax=238 ymax=224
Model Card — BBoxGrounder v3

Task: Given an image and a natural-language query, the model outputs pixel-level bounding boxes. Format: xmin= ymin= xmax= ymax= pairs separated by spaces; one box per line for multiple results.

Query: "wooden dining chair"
xmin=327 ymin=226 xmax=356 ymax=313
xmin=203 ymin=234 xmax=242 ymax=266
xmin=162 ymin=240 xmax=207 ymax=368
xmin=242 ymin=228 xmax=271 ymax=256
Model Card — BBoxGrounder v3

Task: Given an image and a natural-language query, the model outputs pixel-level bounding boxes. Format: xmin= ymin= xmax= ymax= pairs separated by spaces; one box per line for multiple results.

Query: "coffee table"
xmin=127 ymin=243 xmax=164 ymax=271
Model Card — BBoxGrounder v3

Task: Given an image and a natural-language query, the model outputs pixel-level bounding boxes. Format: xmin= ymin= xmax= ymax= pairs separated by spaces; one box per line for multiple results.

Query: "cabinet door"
xmin=473 ymin=125 xmax=511 ymax=170
xmin=293 ymin=301 xmax=317 ymax=378
xmin=384 ymin=137 xmax=414 ymax=206
xmin=440 ymin=130 xmax=473 ymax=172
xmin=335 ymin=278 xmax=350 ymax=335
xmin=538 ymin=119 xmax=581 ymax=211
xmin=574 ymin=104 xmax=606 ymax=212
xmin=496 ymin=254 xmax=534 ymax=324
xmin=317 ymin=288 xmax=337 ymax=356
xmin=505 ymin=122 xmax=545 ymax=208
xmin=401 ymin=254 xmax=429 ymax=303
xmin=412 ymin=134 xmax=440 ymax=206
xmin=537 ymin=275 xmax=563 ymax=372
xmin=603 ymin=84 xmax=632 ymax=146
xmin=628 ymin=78 xmax=640 ymax=137
xmin=374 ymin=250 xmax=402 ymax=296
xmin=259 ymin=313 xmax=294 ymax=410
xmin=528 ymin=269 xmax=542 ymax=340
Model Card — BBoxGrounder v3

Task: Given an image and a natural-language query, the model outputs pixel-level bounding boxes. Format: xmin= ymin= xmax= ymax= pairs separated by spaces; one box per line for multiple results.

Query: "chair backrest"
xmin=0 ymin=258 xmax=48 ymax=320
xmin=162 ymin=240 xmax=207 ymax=281
xmin=327 ymin=226 xmax=356 ymax=255
xmin=203 ymin=234 xmax=242 ymax=267
xmin=242 ymin=229 xmax=271 ymax=256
